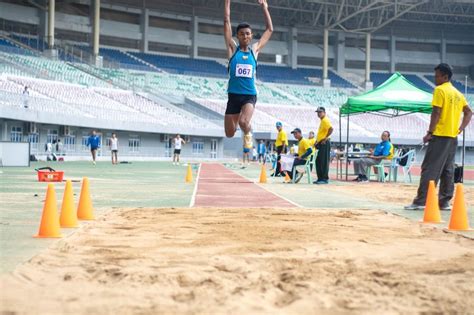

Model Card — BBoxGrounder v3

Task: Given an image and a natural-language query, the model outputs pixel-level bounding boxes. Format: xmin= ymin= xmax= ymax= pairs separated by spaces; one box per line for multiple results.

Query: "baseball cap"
xmin=291 ymin=128 xmax=302 ymax=134
xmin=315 ymin=106 xmax=326 ymax=112
xmin=276 ymin=122 xmax=282 ymax=127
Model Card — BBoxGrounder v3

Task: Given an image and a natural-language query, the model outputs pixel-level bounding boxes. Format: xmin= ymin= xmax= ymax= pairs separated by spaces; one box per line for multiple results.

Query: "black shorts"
xmin=226 ymin=93 xmax=257 ymax=115
xmin=174 ymin=149 xmax=181 ymax=155
xmin=111 ymin=150 xmax=118 ymax=153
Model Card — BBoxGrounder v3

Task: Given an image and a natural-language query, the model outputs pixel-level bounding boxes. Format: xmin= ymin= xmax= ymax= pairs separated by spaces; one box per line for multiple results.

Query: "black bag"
xmin=454 ymin=165 xmax=463 ymax=183
xmin=398 ymin=148 xmax=410 ymax=166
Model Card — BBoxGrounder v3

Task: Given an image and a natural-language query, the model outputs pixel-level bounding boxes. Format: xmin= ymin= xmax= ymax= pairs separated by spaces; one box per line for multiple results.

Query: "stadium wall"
xmin=0 ymin=118 xmax=224 ymax=161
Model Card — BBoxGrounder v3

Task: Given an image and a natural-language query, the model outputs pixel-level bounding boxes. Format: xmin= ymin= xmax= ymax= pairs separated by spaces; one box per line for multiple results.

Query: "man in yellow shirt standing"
xmin=273 ymin=121 xmax=288 ymax=176
xmin=314 ymin=107 xmax=333 ymax=184
xmin=405 ymin=63 xmax=472 ymax=210
xmin=288 ymin=128 xmax=313 ymax=183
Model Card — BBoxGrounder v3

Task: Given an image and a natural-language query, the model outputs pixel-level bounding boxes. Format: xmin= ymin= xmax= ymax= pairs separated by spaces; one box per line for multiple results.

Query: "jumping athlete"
xmin=223 ymin=0 xmax=273 ymax=144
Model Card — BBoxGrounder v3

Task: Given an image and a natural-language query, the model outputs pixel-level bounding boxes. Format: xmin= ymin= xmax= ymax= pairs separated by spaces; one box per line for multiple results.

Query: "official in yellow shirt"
xmin=406 ymin=63 xmax=472 ymax=210
xmin=288 ymin=128 xmax=313 ymax=183
xmin=273 ymin=121 xmax=288 ymax=176
xmin=314 ymin=107 xmax=333 ymax=184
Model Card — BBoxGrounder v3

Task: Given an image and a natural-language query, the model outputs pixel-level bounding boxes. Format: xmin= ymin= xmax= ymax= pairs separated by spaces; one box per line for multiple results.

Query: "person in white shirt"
xmin=109 ymin=133 xmax=119 ymax=165
xmin=173 ymin=134 xmax=186 ymax=165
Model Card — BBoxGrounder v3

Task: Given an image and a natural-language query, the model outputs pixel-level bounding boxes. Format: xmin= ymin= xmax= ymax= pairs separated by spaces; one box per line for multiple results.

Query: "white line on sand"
xmin=189 ymin=163 xmax=202 ymax=208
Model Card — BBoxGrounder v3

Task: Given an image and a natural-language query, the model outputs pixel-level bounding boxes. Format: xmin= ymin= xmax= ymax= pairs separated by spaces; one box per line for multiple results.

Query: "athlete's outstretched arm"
xmin=253 ymin=0 xmax=273 ymax=54
xmin=224 ymin=0 xmax=236 ymax=58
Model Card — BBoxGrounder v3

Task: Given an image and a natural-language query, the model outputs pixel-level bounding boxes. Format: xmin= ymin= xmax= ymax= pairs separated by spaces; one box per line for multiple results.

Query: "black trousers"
xmin=413 ymin=136 xmax=457 ymax=207
xmin=275 ymin=145 xmax=285 ymax=175
xmin=316 ymin=140 xmax=331 ymax=181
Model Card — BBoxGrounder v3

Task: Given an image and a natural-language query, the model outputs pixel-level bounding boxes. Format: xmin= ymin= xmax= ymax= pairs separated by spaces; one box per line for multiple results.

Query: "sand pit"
xmin=1 ymin=207 xmax=474 ymax=314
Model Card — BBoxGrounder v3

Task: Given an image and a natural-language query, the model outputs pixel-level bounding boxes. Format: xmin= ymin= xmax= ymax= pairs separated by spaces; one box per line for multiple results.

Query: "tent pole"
xmin=339 ymin=109 xmax=342 ymax=179
xmin=461 ymin=75 xmax=467 ymax=182
xmin=345 ymin=110 xmax=350 ymax=181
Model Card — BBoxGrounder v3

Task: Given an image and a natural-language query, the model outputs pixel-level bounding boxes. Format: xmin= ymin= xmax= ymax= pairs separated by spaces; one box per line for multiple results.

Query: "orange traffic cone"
xmin=422 ymin=180 xmax=442 ymax=223
xmin=259 ymin=164 xmax=267 ymax=183
xmin=60 ymin=180 xmax=78 ymax=228
xmin=284 ymin=172 xmax=291 ymax=183
xmin=185 ymin=164 xmax=193 ymax=183
xmin=448 ymin=184 xmax=472 ymax=231
xmin=77 ymin=177 xmax=95 ymax=220
xmin=35 ymin=183 xmax=62 ymax=238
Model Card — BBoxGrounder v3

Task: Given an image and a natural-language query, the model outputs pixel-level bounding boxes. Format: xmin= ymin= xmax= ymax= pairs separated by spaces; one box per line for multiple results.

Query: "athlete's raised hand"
xmin=258 ymin=0 xmax=268 ymax=9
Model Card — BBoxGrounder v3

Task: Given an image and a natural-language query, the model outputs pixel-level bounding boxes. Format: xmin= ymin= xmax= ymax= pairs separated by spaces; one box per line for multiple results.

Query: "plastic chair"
xmin=292 ymin=150 xmax=317 ymax=184
xmin=370 ymin=148 xmax=401 ymax=183
xmin=385 ymin=149 xmax=415 ymax=183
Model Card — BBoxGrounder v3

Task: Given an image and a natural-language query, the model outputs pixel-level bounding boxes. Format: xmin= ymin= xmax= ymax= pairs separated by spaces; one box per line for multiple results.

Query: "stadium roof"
xmin=99 ymin=0 xmax=474 ymax=33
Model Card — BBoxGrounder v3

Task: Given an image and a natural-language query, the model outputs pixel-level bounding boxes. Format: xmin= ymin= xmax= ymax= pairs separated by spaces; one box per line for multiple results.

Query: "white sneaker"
xmin=93 ymin=161 xmax=96 ymax=165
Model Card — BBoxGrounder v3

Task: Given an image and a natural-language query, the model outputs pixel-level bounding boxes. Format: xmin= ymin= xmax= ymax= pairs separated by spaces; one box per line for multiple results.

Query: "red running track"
xmin=193 ymin=163 xmax=297 ymax=208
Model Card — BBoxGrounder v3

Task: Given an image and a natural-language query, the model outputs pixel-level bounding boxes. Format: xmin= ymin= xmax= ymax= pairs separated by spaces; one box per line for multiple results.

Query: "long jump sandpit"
xmin=1 ymin=207 xmax=473 ymax=315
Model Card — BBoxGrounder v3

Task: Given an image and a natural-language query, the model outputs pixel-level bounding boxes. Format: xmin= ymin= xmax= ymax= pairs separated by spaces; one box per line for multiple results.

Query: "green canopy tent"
xmin=338 ymin=72 xmax=436 ymax=180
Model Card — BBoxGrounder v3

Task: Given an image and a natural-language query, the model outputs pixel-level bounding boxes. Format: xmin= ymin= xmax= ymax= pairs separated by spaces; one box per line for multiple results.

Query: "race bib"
xmin=236 ymin=64 xmax=253 ymax=78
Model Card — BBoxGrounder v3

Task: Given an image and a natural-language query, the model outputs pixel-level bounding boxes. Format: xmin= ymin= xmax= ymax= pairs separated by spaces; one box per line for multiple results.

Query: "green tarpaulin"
xmin=340 ymin=72 xmax=433 ymax=116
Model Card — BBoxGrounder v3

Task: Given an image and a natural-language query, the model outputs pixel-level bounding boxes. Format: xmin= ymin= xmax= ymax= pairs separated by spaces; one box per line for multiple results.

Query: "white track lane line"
xmin=189 ymin=163 xmax=202 ymax=208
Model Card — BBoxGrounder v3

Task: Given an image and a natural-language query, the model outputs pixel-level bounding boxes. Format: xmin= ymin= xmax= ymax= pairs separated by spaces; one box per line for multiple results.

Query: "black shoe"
xmin=384 ymin=172 xmax=388 ymax=178
xmin=352 ymin=175 xmax=361 ymax=181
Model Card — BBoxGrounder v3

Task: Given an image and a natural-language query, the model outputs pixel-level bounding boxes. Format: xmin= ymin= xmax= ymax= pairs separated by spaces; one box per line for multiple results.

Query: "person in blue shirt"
xmin=86 ymin=130 xmax=101 ymax=165
xmin=257 ymin=140 xmax=266 ymax=163
xmin=223 ymin=0 xmax=273 ymax=147
xmin=353 ymin=131 xmax=394 ymax=182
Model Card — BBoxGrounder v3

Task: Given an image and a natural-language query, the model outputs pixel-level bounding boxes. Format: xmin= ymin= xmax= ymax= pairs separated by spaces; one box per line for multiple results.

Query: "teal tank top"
xmin=227 ymin=47 xmax=257 ymax=95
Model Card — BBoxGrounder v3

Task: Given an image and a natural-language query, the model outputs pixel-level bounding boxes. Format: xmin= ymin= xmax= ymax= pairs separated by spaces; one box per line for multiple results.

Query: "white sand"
xmin=1 ymin=207 xmax=473 ymax=315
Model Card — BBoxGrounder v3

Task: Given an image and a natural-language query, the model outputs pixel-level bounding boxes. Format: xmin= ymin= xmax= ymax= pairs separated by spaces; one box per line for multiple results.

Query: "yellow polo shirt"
xmin=275 ymin=130 xmax=288 ymax=147
xmin=432 ymin=82 xmax=468 ymax=138
xmin=298 ymin=138 xmax=312 ymax=159
xmin=308 ymin=138 xmax=316 ymax=147
xmin=317 ymin=116 xmax=332 ymax=142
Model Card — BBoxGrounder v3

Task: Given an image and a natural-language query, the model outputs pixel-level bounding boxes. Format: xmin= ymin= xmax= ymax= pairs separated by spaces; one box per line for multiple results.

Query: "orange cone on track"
xmin=448 ymin=184 xmax=472 ymax=231
xmin=422 ymin=180 xmax=442 ymax=223
xmin=35 ymin=183 xmax=62 ymax=238
xmin=259 ymin=164 xmax=267 ymax=183
xmin=60 ymin=180 xmax=78 ymax=228
xmin=77 ymin=177 xmax=95 ymax=220
xmin=284 ymin=172 xmax=291 ymax=183
xmin=185 ymin=164 xmax=193 ymax=183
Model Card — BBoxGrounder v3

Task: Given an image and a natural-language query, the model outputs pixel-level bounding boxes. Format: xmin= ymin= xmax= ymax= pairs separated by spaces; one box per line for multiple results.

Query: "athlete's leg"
xmin=239 ymin=103 xmax=254 ymax=134
xmin=225 ymin=114 xmax=240 ymax=137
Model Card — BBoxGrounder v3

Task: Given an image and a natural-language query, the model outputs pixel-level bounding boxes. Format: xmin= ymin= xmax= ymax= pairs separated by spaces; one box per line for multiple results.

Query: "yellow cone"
xmin=77 ymin=177 xmax=95 ymax=220
xmin=284 ymin=172 xmax=291 ymax=183
xmin=35 ymin=183 xmax=62 ymax=238
xmin=259 ymin=164 xmax=267 ymax=183
xmin=422 ymin=180 xmax=442 ymax=223
xmin=60 ymin=180 xmax=78 ymax=228
xmin=448 ymin=184 xmax=472 ymax=231
xmin=185 ymin=164 xmax=193 ymax=183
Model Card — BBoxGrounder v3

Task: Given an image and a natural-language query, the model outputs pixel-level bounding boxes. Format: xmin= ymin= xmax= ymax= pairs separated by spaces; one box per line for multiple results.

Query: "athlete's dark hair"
xmin=236 ymin=22 xmax=251 ymax=34
xmin=434 ymin=63 xmax=453 ymax=80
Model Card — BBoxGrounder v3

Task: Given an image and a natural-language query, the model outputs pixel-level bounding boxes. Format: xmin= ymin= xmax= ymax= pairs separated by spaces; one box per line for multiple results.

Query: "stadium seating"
xmin=130 ymin=52 xmax=227 ymax=78
xmin=425 ymin=75 xmax=474 ymax=94
xmin=99 ymin=48 xmax=154 ymax=72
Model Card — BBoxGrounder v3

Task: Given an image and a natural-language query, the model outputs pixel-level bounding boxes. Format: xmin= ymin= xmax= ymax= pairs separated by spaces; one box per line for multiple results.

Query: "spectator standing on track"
xmin=314 ymin=107 xmax=333 ymax=185
xmin=110 ymin=133 xmax=119 ymax=165
xmin=405 ymin=63 xmax=472 ymax=210
xmin=87 ymin=130 xmax=101 ymax=165
xmin=257 ymin=140 xmax=266 ymax=163
xmin=172 ymin=134 xmax=186 ymax=165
